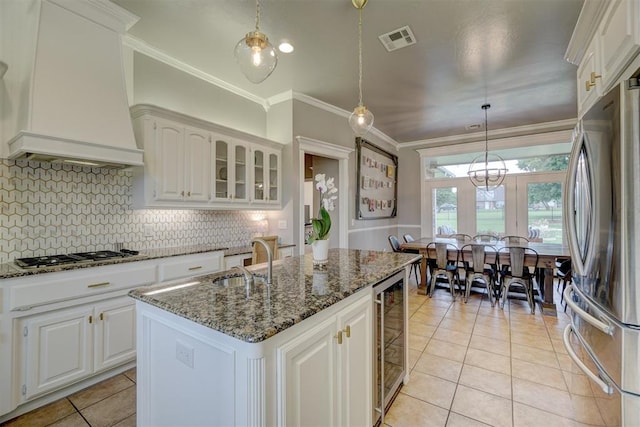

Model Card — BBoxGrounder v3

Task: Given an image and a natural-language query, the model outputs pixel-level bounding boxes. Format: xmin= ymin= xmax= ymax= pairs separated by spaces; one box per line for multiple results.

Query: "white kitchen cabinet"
xmin=212 ymin=136 xmax=250 ymax=204
xmin=252 ymin=148 xmax=281 ymax=205
xmin=94 ymin=298 xmax=136 ymax=372
xmin=569 ymin=0 xmax=640 ymax=117
xmin=135 ymin=288 xmax=372 ymax=426
xmin=224 ymin=253 xmax=252 ymax=269
xmin=131 ymin=104 xmax=283 ymax=210
xmin=597 ymin=0 xmax=640 ymax=91
xmin=145 ymin=117 xmax=211 ymax=203
xmin=278 ymin=292 xmax=372 ymax=427
xmin=157 ymin=251 xmax=224 ymax=282
xmin=19 ymin=296 xmax=135 ymax=401
xmin=278 ymin=246 xmax=294 ymax=259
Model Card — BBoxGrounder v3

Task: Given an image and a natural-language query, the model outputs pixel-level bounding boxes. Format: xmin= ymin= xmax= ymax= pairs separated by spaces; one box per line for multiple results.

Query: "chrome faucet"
xmin=232 ymin=265 xmax=254 ymax=286
xmin=251 ymin=238 xmax=273 ymax=285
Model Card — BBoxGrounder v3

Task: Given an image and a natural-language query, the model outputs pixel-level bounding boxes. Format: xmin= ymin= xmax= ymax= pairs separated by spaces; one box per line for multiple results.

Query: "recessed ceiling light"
xmin=278 ymin=41 xmax=294 ymax=53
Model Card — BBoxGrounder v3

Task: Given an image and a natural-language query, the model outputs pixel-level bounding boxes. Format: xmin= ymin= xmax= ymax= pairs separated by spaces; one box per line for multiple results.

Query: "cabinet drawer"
xmin=9 ymin=263 xmax=157 ymax=311
xmin=158 ymin=252 xmax=223 ymax=282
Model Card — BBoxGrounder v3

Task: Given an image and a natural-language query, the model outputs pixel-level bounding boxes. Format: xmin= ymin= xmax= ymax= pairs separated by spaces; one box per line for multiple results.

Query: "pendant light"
xmin=467 ymin=104 xmax=508 ymax=191
xmin=348 ymin=0 xmax=374 ymax=136
xmin=234 ymin=0 xmax=278 ymax=84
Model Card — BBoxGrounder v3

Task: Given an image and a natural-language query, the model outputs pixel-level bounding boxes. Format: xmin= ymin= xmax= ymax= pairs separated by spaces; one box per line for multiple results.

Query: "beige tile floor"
xmin=1 ymin=281 xmax=608 ymax=427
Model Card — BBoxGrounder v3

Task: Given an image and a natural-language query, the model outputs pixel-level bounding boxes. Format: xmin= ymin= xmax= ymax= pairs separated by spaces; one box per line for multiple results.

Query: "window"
xmin=433 ymin=187 xmax=457 ymax=235
xmin=475 ymin=186 xmax=505 ymax=235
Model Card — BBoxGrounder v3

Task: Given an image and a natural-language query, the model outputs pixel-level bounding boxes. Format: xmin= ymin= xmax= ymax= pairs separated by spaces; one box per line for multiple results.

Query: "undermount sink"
xmin=212 ymin=274 xmax=268 ymax=287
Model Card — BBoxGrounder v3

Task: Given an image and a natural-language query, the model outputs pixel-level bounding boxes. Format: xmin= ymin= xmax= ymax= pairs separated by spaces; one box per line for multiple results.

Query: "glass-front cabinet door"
xmin=213 ymin=138 xmax=229 ymax=201
xmin=212 ymin=138 xmax=249 ymax=203
xmin=234 ymin=144 xmax=249 ymax=202
xmin=253 ymin=149 xmax=265 ymax=202
xmin=252 ymin=148 xmax=280 ymax=205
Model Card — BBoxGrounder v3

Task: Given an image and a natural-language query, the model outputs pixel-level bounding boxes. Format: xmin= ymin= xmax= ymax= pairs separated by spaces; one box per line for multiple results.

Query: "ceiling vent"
xmin=378 ymin=26 xmax=416 ymax=52
xmin=465 ymin=123 xmax=484 ymax=131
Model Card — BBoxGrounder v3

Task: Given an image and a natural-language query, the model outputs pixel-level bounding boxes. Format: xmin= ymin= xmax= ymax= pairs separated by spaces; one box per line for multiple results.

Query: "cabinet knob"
xmin=99 ymin=312 xmax=105 ymax=321
xmin=181 ymin=191 xmax=185 ymax=196
xmin=335 ymin=330 xmax=343 ymax=345
xmin=344 ymin=325 xmax=351 ymax=338
xmin=89 ymin=315 xmax=93 ymax=324
xmin=187 ymin=191 xmax=191 ymax=197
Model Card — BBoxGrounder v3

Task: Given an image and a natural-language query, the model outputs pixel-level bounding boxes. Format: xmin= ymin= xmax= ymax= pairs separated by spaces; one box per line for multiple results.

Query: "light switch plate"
xmin=278 ymin=220 xmax=287 ymax=229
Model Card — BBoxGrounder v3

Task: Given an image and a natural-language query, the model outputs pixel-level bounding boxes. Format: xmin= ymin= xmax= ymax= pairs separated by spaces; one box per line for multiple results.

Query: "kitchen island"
xmin=128 ymin=248 xmax=418 ymax=427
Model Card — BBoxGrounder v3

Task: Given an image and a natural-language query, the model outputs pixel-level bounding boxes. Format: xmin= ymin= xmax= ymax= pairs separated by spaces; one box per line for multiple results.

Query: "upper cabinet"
xmin=131 ymin=105 xmax=283 ymax=210
xmin=567 ymin=0 xmax=640 ymax=116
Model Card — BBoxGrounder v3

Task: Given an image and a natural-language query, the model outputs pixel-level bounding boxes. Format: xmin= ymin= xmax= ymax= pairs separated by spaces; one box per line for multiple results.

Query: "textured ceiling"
xmin=113 ymin=0 xmax=583 ymax=143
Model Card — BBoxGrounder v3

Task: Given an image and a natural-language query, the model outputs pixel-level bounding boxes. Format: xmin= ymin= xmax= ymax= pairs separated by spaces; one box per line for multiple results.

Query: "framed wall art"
xmin=355 ymin=137 xmax=398 ymax=219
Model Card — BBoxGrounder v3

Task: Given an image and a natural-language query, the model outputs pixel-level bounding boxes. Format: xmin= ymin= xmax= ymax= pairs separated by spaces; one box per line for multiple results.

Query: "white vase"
xmin=311 ymin=239 xmax=329 ymax=265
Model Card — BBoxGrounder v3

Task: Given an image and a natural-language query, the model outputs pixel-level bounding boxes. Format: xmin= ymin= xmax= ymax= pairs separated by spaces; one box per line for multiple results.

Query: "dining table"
xmin=400 ymin=237 xmax=570 ymax=315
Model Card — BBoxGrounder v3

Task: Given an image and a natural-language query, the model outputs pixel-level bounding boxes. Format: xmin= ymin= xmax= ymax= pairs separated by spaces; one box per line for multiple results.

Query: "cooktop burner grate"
xmin=15 ymin=250 xmax=132 ymax=269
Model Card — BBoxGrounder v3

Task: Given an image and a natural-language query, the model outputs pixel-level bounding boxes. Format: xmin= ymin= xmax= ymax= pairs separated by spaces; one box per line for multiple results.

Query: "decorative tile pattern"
xmin=0 ymin=159 xmax=269 ymax=263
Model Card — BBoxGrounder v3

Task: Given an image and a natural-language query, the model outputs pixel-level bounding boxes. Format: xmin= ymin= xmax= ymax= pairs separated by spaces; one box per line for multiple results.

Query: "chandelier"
xmin=348 ymin=0 xmax=374 ymax=136
xmin=467 ymin=104 xmax=508 ymax=191
xmin=234 ymin=0 xmax=278 ymax=84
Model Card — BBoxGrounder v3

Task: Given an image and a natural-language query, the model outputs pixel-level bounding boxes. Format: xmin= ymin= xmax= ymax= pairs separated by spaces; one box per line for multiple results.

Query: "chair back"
xmin=473 ymin=234 xmax=499 ymax=243
xmin=427 ymin=242 xmax=457 ymax=269
xmin=499 ymin=246 xmax=538 ymax=278
xmin=449 ymin=233 xmax=472 ymax=243
xmin=460 ymin=244 xmax=497 ymax=274
xmin=403 ymin=234 xmax=415 ymax=243
xmin=500 ymin=235 xmax=529 ymax=245
xmin=388 ymin=235 xmax=402 ymax=253
xmin=252 ymin=235 xmax=279 ymax=265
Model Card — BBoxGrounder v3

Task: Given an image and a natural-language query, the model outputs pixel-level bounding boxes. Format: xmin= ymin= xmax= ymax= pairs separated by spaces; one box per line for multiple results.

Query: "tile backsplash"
xmin=0 ymin=159 xmax=269 ymax=263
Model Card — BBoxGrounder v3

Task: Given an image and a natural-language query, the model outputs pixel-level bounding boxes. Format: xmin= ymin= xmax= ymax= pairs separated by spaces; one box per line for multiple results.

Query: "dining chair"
xmin=389 ymin=235 xmax=421 ymax=284
xmin=498 ymin=246 xmax=539 ymax=313
xmin=459 ymin=244 xmax=498 ymax=305
xmin=556 ymin=258 xmax=572 ymax=312
xmin=448 ymin=233 xmax=473 ymax=243
xmin=500 ymin=235 xmax=530 ymax=245
xmin=426 ymin=242 xmax=459 ymax=299
xmin=472 ymin=234 xmax=499 ymax=244
xmin=252 ymin=235 xmax=279 ymax=265
xmin=403 ymin=234 xmax=415 ymax=243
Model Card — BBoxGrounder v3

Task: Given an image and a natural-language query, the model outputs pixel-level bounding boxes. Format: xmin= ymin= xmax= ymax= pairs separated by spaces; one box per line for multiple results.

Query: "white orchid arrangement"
xmin=308 ymin=174 xmax=338 ymax=243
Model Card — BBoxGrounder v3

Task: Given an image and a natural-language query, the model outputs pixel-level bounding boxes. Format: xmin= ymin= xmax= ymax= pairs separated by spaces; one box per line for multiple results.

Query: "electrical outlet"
xmin=176 ymin=341 xmax=194 ymax=368
xmin=143 ymin=224 xmax=153 ymax=237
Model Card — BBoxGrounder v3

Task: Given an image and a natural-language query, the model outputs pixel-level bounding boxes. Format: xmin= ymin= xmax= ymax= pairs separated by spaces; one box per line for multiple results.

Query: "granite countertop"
xmin=129 ymin=248 xmax=420 ymax=343
xmin=0 ymin=243 xmax=296 ymax=279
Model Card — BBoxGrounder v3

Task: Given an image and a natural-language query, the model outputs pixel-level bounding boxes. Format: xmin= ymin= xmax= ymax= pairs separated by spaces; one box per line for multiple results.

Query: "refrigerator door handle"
xmin=563 ymin=324 xmax=614 ymax=395
xmin=564 ymin=285 xmax=614 ymax=335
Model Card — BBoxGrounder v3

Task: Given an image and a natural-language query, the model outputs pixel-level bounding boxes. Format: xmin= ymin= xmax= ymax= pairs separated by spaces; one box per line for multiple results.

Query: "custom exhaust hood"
xmin=3 ymin=0 xmax=143 ymax=168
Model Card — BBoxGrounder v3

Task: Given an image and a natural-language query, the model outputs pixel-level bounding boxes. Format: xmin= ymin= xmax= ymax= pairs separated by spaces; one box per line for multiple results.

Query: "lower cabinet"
xmin=135 ymin=289 xmax=373 ymax=426
xmin=278 ymin=293 xmax=372 ymax=426
xmin=19 ymin=296 xmax=135 ymax=401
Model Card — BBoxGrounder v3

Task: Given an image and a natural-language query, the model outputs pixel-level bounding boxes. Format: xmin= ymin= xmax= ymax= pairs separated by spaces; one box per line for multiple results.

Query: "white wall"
xmin=133 ymin=53 xmax=267 ymax=138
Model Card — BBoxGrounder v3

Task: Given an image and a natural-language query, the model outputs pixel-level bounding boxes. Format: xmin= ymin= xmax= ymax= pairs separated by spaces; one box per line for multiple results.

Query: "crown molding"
xmin=50 ymin=0 xmax=140 ymax=33
xmin=268 ymin=91 xmax=399 ymax=150
xmin=296 ymin=136 xmax=353 ymax=159
xmin=565 ymin=0 xmax=609 ymax=65
xmin=404 ymin=118 xmax=576 ymax=150
xmin=123 ymin=34 xmax=269 ymax=110
xmin=416 ymin=128 xmax=574 ymax=158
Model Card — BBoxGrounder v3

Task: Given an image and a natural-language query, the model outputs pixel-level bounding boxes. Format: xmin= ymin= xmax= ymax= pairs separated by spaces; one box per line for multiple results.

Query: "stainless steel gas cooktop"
xmin=15 ymin=250 xmax=139 ymax=269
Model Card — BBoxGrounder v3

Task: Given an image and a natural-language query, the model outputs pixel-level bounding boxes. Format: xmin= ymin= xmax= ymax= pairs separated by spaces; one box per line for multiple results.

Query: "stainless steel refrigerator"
xmin=563 ymin=75 xmax=640 ymax=425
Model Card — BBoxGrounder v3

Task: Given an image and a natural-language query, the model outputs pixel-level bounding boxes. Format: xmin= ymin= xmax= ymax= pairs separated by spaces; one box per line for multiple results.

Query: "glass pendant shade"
xmin=349 ymin=105 xmax=374 ymax=136
xmin=234 ymin=31 xmax=278 ymax=84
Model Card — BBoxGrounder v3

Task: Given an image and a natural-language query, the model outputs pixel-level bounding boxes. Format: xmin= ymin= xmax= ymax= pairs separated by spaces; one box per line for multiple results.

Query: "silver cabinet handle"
xmin=562 ymin=324 xmax=614 ymax=395
xmin=564 ymin=285 xmax=614 ymax=335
